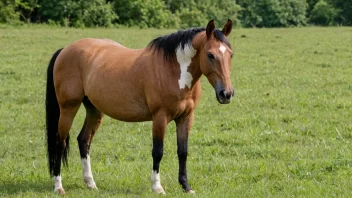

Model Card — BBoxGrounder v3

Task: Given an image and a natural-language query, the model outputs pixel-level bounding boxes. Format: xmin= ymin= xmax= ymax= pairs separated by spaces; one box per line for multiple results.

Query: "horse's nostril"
xmin=219 ymin=90 xmax=226 ymax=98
xmin=219 ymin=90 xmax=232 ymax=100
xmin=225 ymin=92 xmax=232 ymax=100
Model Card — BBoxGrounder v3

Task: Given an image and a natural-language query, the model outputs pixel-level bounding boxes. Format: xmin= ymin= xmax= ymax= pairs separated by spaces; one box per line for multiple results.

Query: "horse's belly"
xmin=88 ymin=94 xmax=152 ymax=122
xmin=107 ymin=111 xmax=152 ymax=122
xmin=104 ymin=105 xmax=152 ymax=122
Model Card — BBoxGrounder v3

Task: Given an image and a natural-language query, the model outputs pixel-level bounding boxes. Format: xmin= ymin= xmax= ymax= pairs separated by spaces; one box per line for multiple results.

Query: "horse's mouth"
xmin=215 ymin=92 xmax=232 ymax=104
xmin=216 ymin=97 xmax=231 ymax=104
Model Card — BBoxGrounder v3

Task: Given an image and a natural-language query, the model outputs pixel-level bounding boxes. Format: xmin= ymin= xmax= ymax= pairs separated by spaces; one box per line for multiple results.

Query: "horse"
xmin=45 ymin=19 xmax=234 ymax=195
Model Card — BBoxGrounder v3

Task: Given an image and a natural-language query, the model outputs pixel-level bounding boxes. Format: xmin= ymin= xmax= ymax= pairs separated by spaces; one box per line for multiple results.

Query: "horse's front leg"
xmin=151 ymin=114 xmax=168 ymax=194
xmin=175 ymin=112 xmax=195 ymax=193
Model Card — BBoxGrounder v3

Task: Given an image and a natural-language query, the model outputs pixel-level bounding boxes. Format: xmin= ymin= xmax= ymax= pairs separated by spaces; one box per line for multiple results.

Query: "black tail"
xmin=46 ymin=48 xmax=70 ymax=176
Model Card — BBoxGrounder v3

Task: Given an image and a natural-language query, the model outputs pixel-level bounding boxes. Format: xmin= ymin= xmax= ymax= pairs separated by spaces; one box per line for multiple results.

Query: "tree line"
xmin=0 ymin=0 xmax=351 ymax=28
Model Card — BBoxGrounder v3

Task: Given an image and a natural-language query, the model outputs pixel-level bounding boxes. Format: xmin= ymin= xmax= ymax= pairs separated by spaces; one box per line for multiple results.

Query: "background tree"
xmin=327 ymin=0 xmax=352 ymax=25
xmin=0 ymin=0 xmax=351 ymax=28
xmin=79 ymin=0 xmax=116 ymax=27
xmin=0 ymin=0 xmax=20 ymax=24
xmin=306 ymin=0 xmax=319 ymax=16
xmin=17 ymin=0 xmax=39 ymax=23
xmin=237 ymin=0 xmax=307 ymax=27
xmin=38 ymin=0 xmax=116 ymax=27
xmin=113 ymin=0 xmax=175 ymax=28
xmin=309 ymin=0 xmax=339 ymax=26
xmin=166 ymin=0 xmax=240 ymax=28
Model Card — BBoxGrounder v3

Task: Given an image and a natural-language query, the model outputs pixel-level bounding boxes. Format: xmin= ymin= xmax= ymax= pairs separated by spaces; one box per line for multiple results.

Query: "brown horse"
xmin=46 ymin=19 xmax=234 ymax=195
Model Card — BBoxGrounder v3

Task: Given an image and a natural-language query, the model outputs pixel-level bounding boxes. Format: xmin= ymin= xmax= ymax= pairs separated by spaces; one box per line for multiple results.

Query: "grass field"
xmin=0 ymin=25 xmax=352 ymax=197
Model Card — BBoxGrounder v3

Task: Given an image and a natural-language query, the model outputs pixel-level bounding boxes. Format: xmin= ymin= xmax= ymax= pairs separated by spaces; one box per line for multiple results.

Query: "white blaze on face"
xmin=53 ymin=175 xmax=63 ymax=191
xmin=151 ymin=170 xmax=165 ymax=194
xmin=219 ymin=44 xmax=227 ymax=54
xmin=176 ymin=44 xmax=197 ymax=89
xmin=81 ymin=155 xmax=97 ymax=189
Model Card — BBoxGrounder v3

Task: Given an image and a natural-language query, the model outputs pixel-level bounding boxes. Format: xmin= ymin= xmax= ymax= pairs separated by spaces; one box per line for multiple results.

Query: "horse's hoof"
xmin=87 ymin=182 xmax=98 ymax=190
xmin=87 ymin=185 xmax=98 ymax=190
xmin=152 ymin=186 xmax=166 ymax=195
xmin=54 ymin=187 xmax=65 ymax=195
xmin=186 ymin=189 xmax=195 ymax=194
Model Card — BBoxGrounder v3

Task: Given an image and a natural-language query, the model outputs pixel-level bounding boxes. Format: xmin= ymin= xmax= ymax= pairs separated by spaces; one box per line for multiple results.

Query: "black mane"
xmin=148 ymin=27 xmax=231 ymax=61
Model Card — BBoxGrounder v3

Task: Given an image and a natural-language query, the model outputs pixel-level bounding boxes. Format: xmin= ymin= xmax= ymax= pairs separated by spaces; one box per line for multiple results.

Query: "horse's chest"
xmin=167 ymin=99 xmax=195 ymax=118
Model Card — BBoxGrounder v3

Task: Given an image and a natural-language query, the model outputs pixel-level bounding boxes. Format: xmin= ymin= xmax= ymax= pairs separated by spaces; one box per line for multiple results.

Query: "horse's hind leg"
xmin=77 ymin=97 xmax=104 ymax=189
xmin=54 ymin=101 xmax=82 ymax=195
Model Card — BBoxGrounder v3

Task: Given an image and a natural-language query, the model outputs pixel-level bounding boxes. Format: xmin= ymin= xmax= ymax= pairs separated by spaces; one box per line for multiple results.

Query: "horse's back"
xmin=54 ymin=38 xmax=142 ymax=90
xmin=53 ymin=38 xmax=152 ymax=121
xmin=58 ymin=38 xmax=132 ymax=62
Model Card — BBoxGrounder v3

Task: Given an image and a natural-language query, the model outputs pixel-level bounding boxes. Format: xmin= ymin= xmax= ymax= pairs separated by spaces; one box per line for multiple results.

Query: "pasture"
xmin=0 ymin=25 xmax=352 ymax=197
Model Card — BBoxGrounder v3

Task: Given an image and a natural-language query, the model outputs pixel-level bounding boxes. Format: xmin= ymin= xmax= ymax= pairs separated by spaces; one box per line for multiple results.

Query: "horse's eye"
xmin=231 ymin=53 xmax=234 ymax=58
xmin=207 ymin=53 xmax=215 ymax=60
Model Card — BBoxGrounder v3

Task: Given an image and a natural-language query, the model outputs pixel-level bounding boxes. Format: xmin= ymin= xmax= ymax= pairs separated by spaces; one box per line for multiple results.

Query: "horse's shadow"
xmin=0 ymin=179 xmax=80 ymax=195
xmin=1 ymin=178 xmax=149 ymax=196
xmin=0 ymin=179 xmax=49 ymax=195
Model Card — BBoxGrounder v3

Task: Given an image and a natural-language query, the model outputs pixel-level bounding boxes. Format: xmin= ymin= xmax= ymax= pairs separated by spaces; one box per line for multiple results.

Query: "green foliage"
xmin=280 ymin=0 xmax=308 ymax=26
xmin=341 ymin=1 xmax=352 ymax=25
xmin=176 ymin=7 xmax=206 ymax=28
xmin=38 ymin=0 xmax=116 ymax=27
xmin=327 ymin=0 xmax=352 ymax=25
xmin=2 ymin=0 xmax=352 ymax=30
xmin=113 ymin=0 xmax=175 ymax=28
xmin=308 ymin=0 xmax=352 ymax=26
xmin=309 ymin=0 xmax=339 ymax=26
xmin=167 ymin=0 xmax=240 ymax=28
xmin=307 ymin=0 xmax=319 ymax=15
xmin=80 ymin=0 xmax=116 ymax=27
xmin=17 ymin=0 xmax=39 ymax=23
xmin=38 ymin=0 xmax=71 ymax=24
xmin=238 ymin=0 xmax=307 ymax=27
xmin=0 ymin=0 xmax=21 ymax=24
xmin=0 ymin=0 xmax=40 ymax=24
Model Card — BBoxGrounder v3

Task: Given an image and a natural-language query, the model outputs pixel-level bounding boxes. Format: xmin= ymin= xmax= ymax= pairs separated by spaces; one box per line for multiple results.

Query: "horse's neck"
xmin=186 ymin=33 xmax=206 ymax=88
xmin=172 ymin=45 xmax=202 ymax=90
xmin=189 ymin=31 xmax=207 ymax=82
xmin=188 ymin=59 xmax=202 ymax=86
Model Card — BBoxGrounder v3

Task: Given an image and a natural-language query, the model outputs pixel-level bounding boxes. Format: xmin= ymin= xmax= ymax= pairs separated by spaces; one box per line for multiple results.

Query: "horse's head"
xmin=198 ymin=20 xmax=234 ymax=104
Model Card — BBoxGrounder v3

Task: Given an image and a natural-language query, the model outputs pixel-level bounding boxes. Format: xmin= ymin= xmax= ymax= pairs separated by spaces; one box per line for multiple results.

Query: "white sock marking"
xmin=219 ymin=44 xmax=226 ymax=54
xmin=53 ymin=175 xmax=63 ymax=191
xmin=81 ymin=155 xmax=97 ymax=189
xmin=151 ymin=170 xmax=165 ymax=194
xmin=176 ymin=44 xmax=197 ymax=89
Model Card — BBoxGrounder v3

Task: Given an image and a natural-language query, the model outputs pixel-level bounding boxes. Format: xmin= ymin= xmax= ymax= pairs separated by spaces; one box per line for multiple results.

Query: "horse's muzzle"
xmin=216 ymin=88 xmax=235 ymax=104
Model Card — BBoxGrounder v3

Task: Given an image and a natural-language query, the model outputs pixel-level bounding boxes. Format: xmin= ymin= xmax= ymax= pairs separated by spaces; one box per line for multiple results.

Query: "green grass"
xmin=0 ymin=26 xmax=352 ymax=197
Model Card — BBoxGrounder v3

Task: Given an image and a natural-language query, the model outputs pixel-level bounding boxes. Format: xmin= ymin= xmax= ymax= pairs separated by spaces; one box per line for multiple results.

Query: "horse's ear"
xmin=206 ymin=19 xmax=215 ymax=38
xmin=222 ymin=19 xmax=232 ymax=37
